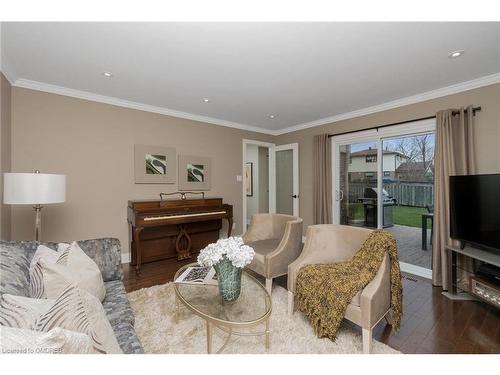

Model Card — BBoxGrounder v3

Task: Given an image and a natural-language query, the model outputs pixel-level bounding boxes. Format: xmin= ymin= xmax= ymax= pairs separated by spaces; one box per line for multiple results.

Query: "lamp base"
xmin=34 ymin=205 xmax=42 ymax=242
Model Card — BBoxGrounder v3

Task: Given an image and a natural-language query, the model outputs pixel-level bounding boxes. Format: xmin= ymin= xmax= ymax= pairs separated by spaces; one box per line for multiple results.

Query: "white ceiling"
xmin=2 ymin=22 xmax=500 ymax=134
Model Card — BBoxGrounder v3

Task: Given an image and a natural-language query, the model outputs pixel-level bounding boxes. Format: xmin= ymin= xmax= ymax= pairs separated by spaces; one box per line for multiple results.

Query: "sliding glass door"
xmin=332 ymin=119 xmax=436 ymax=278
xmin=338 ymin=140 xmax=380 ymax=229
xmin=381 ymin=133 xmax=436 ymax=271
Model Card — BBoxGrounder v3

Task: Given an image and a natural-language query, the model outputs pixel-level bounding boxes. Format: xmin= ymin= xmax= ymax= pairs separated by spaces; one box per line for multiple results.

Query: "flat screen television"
xmin=450 ymin=174 xmax=500 ymax=253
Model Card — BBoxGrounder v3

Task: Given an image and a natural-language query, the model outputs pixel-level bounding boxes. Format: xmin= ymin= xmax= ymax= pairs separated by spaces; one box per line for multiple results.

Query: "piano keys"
xmin=142 ymin=210 xmax=228 ymax=222
xmin=127 ymin=193 xmax=233 ymax=272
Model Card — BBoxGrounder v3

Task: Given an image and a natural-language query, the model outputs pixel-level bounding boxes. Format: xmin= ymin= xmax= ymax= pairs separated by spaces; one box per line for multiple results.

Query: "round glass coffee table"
xmin=173 ymin=263 xmax=272 ymax=354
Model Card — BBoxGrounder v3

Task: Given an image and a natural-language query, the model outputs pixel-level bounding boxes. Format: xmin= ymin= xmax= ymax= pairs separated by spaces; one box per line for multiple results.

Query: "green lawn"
xmin=392 ymin=206 xmax=427 ymax=228
xmin=346 ymin=203 xmax=364 ymax=222
xmin=346 ymin=203 xmax=426 ymax=228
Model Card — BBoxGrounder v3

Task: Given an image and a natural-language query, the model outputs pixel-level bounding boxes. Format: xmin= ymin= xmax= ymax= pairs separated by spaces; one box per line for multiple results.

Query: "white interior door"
xmin=243 ymin=139 xmax=275 ymax=232
xmin=242 ymin=140 xmax=300 ymax=234
xmin=271 ymin=143 xmax=299 ymax=217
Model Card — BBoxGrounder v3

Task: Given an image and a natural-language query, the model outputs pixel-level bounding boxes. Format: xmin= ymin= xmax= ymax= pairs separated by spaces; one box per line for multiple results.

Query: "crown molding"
xmin=11 ymin=78 xmax=276 ymax=135
xmin=273 ymin=72 xmax=500 ymax=135
xmin=10 ymin=72 xmax=500 ymax=136
xmin=0 ymin=61 xmax=19 ymax=84
xmin=121 ymin=252 xmax=130 ymax=264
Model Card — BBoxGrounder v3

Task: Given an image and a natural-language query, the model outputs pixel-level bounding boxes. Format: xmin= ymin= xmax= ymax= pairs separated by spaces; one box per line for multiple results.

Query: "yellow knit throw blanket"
xmin=295 ymin=230 xmax=403 ymax=340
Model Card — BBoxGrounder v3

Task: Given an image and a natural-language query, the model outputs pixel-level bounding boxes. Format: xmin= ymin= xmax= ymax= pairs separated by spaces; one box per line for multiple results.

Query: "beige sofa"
xmin=243 ymin=213 xmax=303 ymax=295
xmin=287 ymin=224 xmax=392 ymax=354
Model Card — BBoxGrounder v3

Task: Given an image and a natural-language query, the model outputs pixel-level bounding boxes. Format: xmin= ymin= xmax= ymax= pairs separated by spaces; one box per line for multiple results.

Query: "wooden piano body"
xmin=127 ymin=197 xmax=233 ymax=272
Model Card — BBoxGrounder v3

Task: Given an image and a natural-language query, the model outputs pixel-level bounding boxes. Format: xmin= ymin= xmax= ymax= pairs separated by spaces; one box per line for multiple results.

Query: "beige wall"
xmin=277 ymin=83 xmax=500 ymax=231
xmin=10 ymin=87 xmax=274 ymax=256
xmin=8 ymin=82 xmax=500 ymax=250
xmin=0 ymin=73 xmax=12 ymax=240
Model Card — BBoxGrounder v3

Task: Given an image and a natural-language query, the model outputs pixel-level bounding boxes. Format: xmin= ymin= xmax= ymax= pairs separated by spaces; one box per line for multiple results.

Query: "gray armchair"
xmin=243 ymin=213 xmax=303 ymax=295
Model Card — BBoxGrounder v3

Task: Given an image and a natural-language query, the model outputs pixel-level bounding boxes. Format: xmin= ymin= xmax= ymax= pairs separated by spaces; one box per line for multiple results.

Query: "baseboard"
xmin=121 ymin=252 xmax=131 ymax=264
xmin=442 ymin=291 xmax=477 ymax=301
xmin=399 ymin=262 xmax=432 ymax=279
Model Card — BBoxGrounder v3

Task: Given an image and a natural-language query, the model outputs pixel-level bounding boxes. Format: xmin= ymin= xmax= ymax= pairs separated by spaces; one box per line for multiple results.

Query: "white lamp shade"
xmin=3 ymin=173 xmax=66 ymax=205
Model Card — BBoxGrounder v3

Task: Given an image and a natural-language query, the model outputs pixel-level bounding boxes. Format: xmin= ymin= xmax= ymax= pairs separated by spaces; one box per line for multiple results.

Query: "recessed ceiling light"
xmin=103 ymin=71 xmax=113 ymax=77
xmin=203 ymin=98 xmax=210 ymax=103
xmin=448 ymin=50 xmax=464 ymax=59
xmin=269 ymin=115 xmax=276 ymax=119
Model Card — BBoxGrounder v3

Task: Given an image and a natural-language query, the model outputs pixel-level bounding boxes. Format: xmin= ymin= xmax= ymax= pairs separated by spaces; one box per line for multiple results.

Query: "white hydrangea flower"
xmin=197 ymin=236 xmax=255 ymax=268
xmin=226 ymin=243 xmax=255 ymax=268
xmin=196 ymin=242 xmax=224 ymax=267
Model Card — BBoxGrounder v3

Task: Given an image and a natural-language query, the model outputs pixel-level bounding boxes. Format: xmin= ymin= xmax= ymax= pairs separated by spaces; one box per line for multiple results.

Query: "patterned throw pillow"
xmin=0 ymin=284 xmax=122 ymax=354
xmin=30 ymin=242 xmax=106 ymax=301
xmin=29 ymin=245 xmax=61 ymax=273
xmin=0 ymin=326 xmax=95 ymax=354
xmin=0 ymin=294 xmax=53 ymax=329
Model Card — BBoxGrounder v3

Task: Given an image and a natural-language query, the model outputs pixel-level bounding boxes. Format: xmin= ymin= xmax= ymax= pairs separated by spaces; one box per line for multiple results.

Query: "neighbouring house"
xmin=395 ymin=161 xmax=434 ymax=182
xmin=348 ymin=148 xmax=408 ymax=182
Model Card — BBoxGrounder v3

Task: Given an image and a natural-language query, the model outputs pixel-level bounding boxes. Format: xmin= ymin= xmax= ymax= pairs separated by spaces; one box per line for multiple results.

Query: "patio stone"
xmin=386 ymin=224 xmax=432 ymax=269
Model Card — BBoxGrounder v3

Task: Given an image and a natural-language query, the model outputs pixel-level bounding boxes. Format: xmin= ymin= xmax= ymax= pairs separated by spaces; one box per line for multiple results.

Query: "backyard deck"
xmin=387 ymin=224 xmax=432 ymax=269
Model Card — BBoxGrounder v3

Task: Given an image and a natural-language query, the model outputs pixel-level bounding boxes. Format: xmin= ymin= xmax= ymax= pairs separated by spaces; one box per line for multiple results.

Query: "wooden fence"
xmin=347 ymin=182 xmax=434 ymax=207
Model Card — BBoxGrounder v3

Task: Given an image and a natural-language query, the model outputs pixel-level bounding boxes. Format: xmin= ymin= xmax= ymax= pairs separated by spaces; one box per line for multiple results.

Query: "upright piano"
xmin=127 ymin=193 xmax=233 ymax=272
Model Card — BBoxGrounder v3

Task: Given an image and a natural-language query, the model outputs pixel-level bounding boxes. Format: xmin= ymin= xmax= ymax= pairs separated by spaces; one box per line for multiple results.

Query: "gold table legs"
xmin=174 ymin=296 xmax=180 ymax=323
xmin=265 ymin=319 xmax=270 ymax=350
xmin=206 ymin=321 xmax=213 ymax=354
xmin=204 ymin=320 xmax=269 ymax=354
xmin=176 ymin=296 xmax=270 ymax=354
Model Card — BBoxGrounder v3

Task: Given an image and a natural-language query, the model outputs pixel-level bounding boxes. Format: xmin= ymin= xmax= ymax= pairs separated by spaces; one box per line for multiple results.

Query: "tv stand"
xmin=445 ymin=245 xmax=500 ymax=302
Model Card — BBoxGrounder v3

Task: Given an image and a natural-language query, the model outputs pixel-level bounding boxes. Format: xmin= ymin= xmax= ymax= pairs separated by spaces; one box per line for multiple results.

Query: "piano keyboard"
xmin=143 ymin=210 xmax=227 ymax=221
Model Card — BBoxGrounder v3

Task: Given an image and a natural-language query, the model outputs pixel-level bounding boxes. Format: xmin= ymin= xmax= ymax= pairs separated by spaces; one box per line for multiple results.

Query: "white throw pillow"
xmin=0 ymin=285 xmax=122 ymax=354
xmin=0 ymin=294 xmax=54 ymax=329
xmin=29 ymin=245 xmax=60 ymax=272
xmin=57 ymin=242 xmax=70 ymax=253
xmin=0 ymin=326 xmax=95 ymax=354
xmin=30 ymin=241 xmax=106 ymax=301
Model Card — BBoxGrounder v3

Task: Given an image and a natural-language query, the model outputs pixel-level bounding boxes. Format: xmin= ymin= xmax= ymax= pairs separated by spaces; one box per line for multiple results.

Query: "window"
xmin=366 ymin=155 xmax=377 ymax=163
xmin=365 ymin=172 xmax=374 ymax=178
xmin=384 ymin=171 xmax=391 ymax=177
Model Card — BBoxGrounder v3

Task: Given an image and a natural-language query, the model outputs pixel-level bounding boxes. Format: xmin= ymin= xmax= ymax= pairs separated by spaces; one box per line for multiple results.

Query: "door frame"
xmin=273 ymin=142 xmax=300 ymax=217
xmin=331 ymin=119 xmax=436 ymax=278
xmin=242 ymin=139 xmax=275 ymax=235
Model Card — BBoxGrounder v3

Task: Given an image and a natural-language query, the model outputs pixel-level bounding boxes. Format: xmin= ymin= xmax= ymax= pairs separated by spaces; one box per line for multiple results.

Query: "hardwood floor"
xmin=123 ymin=260 xmax=500 ymax=354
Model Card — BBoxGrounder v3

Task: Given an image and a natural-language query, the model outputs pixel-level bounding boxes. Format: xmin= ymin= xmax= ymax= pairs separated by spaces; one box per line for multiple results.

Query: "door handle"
xmin=339 ymin=190 xmax=344 ymax=201
xmin=291 ymin=195 xmax=298 ymax=198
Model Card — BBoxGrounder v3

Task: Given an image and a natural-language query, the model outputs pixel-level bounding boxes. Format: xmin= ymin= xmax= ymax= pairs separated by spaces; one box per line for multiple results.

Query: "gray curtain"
xmin=313 ymin=134 xmax=332 ymax=224
xmin=432 ymin=105 xmax=475 ymax=290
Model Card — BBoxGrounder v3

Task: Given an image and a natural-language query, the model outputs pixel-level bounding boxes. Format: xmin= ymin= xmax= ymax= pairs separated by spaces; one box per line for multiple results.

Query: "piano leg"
xmin=227 ymin=217 xmax=233 ymax=237
xmin=134 ymin=226 xmax=144 ymax=274
xmin=175 ymin=224 xmax=192 ymax=260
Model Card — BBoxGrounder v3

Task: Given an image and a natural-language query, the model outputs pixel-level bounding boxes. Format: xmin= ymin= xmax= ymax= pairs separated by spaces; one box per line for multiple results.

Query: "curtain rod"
xmin=327 ymin=106 xmax=481 ymax=138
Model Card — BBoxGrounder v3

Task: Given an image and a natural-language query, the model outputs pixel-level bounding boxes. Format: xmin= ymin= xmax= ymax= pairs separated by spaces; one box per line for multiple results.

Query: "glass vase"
xmin=213 ymin=255 xmax=242 ymax=302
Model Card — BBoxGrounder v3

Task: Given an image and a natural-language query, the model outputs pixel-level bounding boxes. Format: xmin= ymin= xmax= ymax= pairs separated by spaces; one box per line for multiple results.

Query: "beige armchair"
xmin=243 ymin=213 xmax=303 ymax=295
xmin=287 ymin=224 xmax=392 ymax=354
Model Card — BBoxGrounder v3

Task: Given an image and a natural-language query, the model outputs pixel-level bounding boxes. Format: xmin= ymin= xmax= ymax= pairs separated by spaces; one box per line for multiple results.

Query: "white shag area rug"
xmin=127 ymin=283 xmax=400 ymax=354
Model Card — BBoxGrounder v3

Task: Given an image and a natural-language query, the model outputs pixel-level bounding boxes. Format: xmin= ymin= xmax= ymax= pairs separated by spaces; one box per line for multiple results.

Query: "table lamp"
xmin=3 ymin=171 xmax=66 ymax=241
